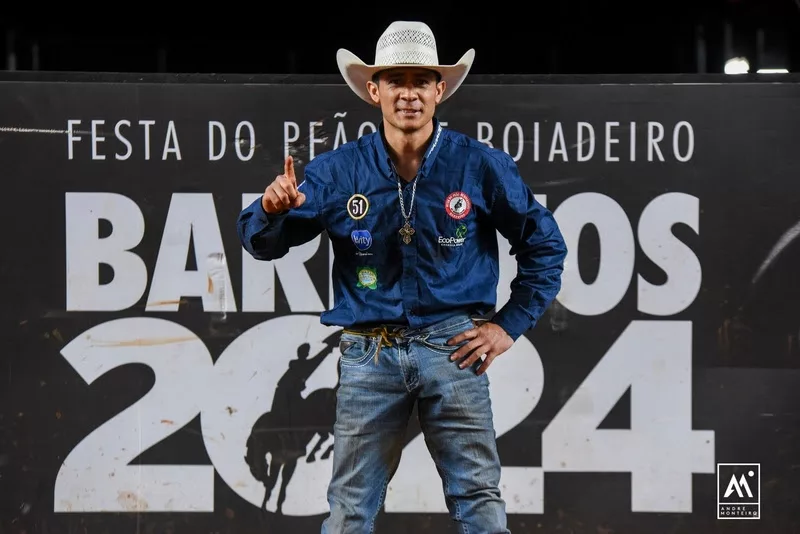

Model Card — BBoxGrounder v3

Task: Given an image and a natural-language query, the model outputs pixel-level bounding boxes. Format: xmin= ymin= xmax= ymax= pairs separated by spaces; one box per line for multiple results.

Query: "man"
xmin=237 ymin=20 xmax=567 ymax=534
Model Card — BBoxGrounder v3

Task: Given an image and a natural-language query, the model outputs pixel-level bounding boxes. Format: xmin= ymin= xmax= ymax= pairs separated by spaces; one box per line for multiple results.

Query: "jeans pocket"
xmin=419 ymin=319 xmax=475 ymax=354
xmin=338 ymin=334 xmax=377 ymax=367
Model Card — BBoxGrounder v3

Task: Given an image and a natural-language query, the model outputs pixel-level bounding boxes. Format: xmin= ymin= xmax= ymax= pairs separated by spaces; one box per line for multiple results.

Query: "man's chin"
xmin=393 ymin=112 xmax=426 ymax=130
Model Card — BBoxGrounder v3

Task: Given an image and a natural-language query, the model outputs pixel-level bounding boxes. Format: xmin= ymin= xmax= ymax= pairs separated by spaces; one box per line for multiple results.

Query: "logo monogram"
xmin=717 ymin=463 xmax=760 ymax=519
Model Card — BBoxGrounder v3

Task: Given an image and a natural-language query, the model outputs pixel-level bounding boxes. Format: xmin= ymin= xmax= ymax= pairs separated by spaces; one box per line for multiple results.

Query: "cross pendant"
xmin=399 ymin=221 xmax=415 ymax=245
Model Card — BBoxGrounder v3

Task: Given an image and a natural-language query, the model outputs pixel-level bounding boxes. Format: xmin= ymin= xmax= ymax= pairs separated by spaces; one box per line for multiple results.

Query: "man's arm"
xmin=237 ymin=159 xmax=326 ymax=261
xmin=487 ymin=155 xmax=568 ymax=341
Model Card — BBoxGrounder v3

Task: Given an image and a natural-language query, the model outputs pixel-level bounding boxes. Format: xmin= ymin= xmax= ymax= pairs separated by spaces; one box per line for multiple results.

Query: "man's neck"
xmin=384 ymin=120 xmax=434 ymax=182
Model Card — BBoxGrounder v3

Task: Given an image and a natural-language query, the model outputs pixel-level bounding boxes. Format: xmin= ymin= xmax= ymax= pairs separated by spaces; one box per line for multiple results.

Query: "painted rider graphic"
xmin=244 ymin=331 xmax=340 ymax=514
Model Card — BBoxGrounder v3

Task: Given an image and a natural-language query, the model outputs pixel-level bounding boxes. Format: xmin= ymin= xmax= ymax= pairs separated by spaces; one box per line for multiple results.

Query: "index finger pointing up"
xmin=284 ymin=155 xmax=295 ymax=182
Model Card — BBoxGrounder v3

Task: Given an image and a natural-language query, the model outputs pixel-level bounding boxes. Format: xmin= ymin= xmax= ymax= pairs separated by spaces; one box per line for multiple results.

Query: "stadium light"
xmin=725 ymin=57 xmax=750 ymax=74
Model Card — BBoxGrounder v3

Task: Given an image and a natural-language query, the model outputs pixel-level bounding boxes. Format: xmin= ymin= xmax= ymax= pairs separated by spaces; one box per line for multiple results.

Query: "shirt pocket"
xmin=418 ymin=318 xmax=475 ymax=354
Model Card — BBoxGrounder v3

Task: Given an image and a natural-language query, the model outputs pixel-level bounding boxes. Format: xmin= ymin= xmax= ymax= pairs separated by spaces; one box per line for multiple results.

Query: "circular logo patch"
xmin=347 ymin=194 xmax=369 ymax=220
xmin=445 ymin=191 xmax=471 ymax=220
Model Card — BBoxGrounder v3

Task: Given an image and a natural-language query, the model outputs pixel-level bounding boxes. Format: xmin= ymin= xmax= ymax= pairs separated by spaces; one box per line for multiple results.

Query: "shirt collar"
xmin=373 ymin=117 xmax=445 ymax=180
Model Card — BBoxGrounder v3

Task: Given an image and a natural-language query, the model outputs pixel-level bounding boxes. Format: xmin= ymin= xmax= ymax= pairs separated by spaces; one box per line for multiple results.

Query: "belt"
xmin=341 ymin=326 xmax=407 ymax=364
xmin=341 ymin=314 xmax=476 ymax=364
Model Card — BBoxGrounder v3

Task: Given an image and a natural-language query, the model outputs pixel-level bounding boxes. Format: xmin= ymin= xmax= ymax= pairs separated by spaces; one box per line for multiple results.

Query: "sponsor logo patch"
xmin=438 ymin=224 xmax=467 ymax=247
xmin=356 ymin=266 xmax=377 ymax=289
xmin=351 ymin=229 xmax=373 ymax=251
xmin=445 ymin=191 xmax=471 ymax=220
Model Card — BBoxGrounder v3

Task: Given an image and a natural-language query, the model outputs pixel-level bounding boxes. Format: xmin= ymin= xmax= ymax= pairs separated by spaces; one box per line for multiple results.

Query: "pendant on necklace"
xmin=399 ymin=220 xmax=415 ymax=245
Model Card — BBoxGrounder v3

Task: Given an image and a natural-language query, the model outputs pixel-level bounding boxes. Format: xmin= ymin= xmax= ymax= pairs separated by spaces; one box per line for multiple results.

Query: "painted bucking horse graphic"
xmin=244 ymin=331 xmax=340 ymax=514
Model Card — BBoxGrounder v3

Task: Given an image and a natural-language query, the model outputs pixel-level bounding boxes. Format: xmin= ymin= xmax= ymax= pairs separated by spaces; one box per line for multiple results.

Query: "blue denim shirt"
xmin=237 ymin=119 xmax=567 ymax=341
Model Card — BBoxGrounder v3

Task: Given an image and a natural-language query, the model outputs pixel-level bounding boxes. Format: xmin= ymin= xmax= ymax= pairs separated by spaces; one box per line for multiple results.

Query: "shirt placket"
xmin=397 ymin=176 xmax=420 ymax=326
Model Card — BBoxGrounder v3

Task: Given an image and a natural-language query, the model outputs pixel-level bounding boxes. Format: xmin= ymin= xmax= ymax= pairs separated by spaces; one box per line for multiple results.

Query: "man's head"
xmin=336 ymin=21 xmax=475 ymax=110
xmin=297 ymin=343 xmax=310 ymax=360
xmin=366 ymin=67 xmax=444 ymax=133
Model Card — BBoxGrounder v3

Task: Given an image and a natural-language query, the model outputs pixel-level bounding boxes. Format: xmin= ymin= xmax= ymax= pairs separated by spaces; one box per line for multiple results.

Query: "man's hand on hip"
xmin=447 ymin=322 xmax=514 ymax=375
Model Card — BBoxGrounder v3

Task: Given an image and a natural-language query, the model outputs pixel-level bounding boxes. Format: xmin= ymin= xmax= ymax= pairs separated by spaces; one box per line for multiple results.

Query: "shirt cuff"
xmin=491 ymin=303 xmax=534 ymax=341
xmin=258 ymin=196 xmax=289 ymax=222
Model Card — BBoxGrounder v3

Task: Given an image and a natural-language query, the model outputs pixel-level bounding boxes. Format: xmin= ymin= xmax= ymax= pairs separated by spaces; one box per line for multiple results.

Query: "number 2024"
xmin=53 ymin=314 xmax=714 ymax=515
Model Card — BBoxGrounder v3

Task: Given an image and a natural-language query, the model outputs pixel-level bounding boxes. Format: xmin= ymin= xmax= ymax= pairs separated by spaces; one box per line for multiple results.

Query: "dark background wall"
xmin=2 ymin=1 xmax=799 ymax=75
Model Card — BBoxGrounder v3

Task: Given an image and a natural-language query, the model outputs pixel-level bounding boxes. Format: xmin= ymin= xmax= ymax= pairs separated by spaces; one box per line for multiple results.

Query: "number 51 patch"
xmin=347 ymin=194 xmax=369 ymax=220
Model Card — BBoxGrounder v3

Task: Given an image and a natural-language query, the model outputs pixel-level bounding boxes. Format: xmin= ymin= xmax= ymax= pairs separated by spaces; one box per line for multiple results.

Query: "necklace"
xmin=390 ymin=122 xmax=440 ymax=245
xmin=397 ymin=177 xmax=418 ymax=245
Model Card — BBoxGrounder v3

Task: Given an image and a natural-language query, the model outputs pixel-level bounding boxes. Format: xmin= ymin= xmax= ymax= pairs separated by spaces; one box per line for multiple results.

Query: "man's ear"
xmin=367 ymin=80 xmax=380 ymax=105
xmin=435 ymin=80 xmax=447 ymax=104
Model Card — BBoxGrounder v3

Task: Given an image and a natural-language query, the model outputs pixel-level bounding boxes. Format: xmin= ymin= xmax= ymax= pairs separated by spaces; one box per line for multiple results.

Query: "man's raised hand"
xmin=262 ymin=155 xmax=306 ymax=214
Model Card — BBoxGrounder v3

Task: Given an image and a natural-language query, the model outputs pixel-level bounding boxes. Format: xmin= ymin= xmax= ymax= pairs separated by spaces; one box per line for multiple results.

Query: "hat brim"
xmin=336 ymin=48 xmax=475 ymax=106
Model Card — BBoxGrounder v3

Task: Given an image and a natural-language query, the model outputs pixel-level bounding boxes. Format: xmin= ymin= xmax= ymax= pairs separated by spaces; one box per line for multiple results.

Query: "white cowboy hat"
xmin=336 ymin=21 xmax=476 ymax=106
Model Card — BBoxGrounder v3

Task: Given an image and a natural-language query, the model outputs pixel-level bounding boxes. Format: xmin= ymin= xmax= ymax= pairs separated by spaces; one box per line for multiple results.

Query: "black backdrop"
xmin=1 ymin=73 xmax=800 ymax=533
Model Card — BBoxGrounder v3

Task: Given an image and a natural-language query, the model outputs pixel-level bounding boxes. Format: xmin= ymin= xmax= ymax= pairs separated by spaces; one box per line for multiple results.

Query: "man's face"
xmin=367 ymin=67 xmax=445 ymax=133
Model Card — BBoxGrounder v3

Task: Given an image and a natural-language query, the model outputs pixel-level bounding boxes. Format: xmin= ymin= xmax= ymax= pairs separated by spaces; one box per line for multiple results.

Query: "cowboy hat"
xmin=336 ymin=21 xmax=476 ymax=106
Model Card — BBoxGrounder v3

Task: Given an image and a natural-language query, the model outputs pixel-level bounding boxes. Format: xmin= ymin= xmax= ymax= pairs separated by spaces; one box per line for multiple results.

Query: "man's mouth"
xmin=398 ymin=109 xmax=421 ymax=116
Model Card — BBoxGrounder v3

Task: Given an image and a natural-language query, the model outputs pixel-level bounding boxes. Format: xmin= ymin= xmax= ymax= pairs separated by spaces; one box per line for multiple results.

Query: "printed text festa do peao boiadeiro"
xmin=64 ymin=117 xmax=696 ymax=164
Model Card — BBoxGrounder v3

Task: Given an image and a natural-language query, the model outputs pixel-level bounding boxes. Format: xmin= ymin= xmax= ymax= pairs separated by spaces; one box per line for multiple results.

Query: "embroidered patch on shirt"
xmin=445 ymin=191 xmax=471 ymax=220
xmin=437 ymin=223 xmax=468 ymax=247
xmin=347 ymin=194 xmax=369 ymax=220
xmin=351 ymin=229 xmax=373 ymax=251
xmin=356 ymin=266 xmax=378 ymax=289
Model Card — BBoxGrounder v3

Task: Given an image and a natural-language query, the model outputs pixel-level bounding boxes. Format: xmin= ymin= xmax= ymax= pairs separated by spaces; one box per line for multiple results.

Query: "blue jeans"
xmin=321 ymin=314 xmax=510 ymax=534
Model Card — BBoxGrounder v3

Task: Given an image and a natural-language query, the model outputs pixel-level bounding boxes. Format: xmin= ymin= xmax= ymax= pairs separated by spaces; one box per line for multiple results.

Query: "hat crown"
xmin=373 ymin=21 xmax=439 ymax=67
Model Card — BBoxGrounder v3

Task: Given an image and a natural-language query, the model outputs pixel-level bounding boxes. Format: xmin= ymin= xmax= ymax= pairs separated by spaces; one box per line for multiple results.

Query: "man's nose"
xmin=399 ymin=84 xmax=418 ymax=99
